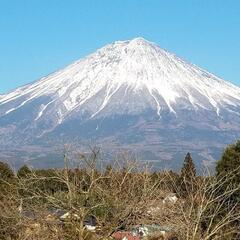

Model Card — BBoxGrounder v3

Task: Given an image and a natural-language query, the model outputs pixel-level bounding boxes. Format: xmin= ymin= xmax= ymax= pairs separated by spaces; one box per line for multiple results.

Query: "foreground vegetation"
xmin=0 ymin=141 xmax=240 ymax=240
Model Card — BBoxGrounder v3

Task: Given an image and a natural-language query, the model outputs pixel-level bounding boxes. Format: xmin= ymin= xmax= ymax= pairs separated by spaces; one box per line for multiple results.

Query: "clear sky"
xmin=0 ymin=0 xmax=240 ymax=94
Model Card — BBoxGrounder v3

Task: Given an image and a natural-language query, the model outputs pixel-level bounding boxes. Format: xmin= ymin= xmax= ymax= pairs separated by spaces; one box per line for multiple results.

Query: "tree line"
xmin=0 ymin=141 xmax=239 ymax=240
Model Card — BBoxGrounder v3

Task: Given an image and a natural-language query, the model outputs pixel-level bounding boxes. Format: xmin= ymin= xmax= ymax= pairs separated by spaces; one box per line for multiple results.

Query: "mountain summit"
xmin=1 ymin=38 xmax=240 ymax=168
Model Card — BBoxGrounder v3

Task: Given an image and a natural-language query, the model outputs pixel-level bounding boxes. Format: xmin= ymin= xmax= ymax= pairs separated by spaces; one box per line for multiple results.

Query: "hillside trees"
xmin=0 ymin=144 xmax=239 ymax=239
xmin=12 ymin=150 xmax=165 ymax=239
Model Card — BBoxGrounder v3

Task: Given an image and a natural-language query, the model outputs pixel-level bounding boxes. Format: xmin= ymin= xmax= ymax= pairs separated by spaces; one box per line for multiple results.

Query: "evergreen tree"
xmin=216 ymin=140 xmax=240 ymax=177
xmin=215 ymin=140 xmax=240 ymax=238
xmin=104 ymin=164 xmax=113 ymax=176
xmin=17 ymin=164 xmax=31 ymax=178
xmin=0 ymin=162 xmax=18 ymax=240
xmin=0 ymin=161 xmax=14 ymax=181
xmin=181 ymin=152 xmax=196 ymax=179
xmin=178 ymin=153 xmax=196 ymax=195
xmin=216 ymin=140 xmax=240 ymax=202
xmin=0 ymin=161 xmax=16 ymax=204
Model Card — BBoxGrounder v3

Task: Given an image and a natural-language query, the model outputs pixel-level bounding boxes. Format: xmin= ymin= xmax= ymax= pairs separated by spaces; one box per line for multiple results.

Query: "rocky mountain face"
xmin=1 ymin=38 xmax=240 ymax=169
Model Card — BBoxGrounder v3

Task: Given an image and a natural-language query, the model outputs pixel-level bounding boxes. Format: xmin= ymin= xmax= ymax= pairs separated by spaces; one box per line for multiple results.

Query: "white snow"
xmin=5 ymin=108 xmax=16 ymax=114
xmin=1 ymin=37 xmax=240 ymax=123
xmin=35 ymin=101 xmax=54 ymax=121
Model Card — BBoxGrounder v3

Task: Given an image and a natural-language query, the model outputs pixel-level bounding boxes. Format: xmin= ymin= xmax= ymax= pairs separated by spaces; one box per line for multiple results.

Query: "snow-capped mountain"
xmin=1 ymin=38 xmax=240 ymax=168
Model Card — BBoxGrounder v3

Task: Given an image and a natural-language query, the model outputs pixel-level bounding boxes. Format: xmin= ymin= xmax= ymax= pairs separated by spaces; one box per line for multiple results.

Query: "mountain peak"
xmin=128 ymin=37 xmax=151 ymax=45
xmin=126 ymin=37 xmax=157 ymax=51
xmin=113 ymin=37 xmax=151 ymax=45
xmin=1 ymin=38 xmax=240 ymax=119
xmin=110 ymin=37 xmax=156 ymax=52
xmin=0 ymin=38 xmax=240 ymax=167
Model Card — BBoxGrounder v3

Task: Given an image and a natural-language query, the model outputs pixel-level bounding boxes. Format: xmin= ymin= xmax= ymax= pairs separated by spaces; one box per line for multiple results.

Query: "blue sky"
xmin=0 ymin=0 xmax=240 ymax=94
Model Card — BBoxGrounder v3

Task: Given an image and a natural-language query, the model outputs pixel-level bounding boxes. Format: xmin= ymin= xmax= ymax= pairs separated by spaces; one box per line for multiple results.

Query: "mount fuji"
xmin=1 ymin=38 xmax=240 ymax=168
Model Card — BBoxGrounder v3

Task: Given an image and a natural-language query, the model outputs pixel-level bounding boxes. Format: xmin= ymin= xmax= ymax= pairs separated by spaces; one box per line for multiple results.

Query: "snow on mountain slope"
xmin=1 ymin=37 xmax=240 ymax=124
xmin=0 ymin=37 xmax=240 ymax=168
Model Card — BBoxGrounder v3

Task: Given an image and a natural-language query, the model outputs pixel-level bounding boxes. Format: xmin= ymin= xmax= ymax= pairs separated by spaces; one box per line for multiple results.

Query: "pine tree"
xmin=216 ymin=140 xmax=240 ymax=202
xmin=179 ymin=153 xmax=196 ymax=195
xmin=0 ymin=161 xmax=16 ymax=203
xmin=104 ymin=164 xmax=113 ymax=176
xmin=17 ymin=164 xmax=31 ymax=178
xmin=216 ymin=140 xmax=240 ymax=177
xmin=181 ymin=153 xmax=196 ymax=179
xmin=215 ymin=141 xmax=240 ymax=238
xmin=0 ymin=161 xmax=14 ymax=181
